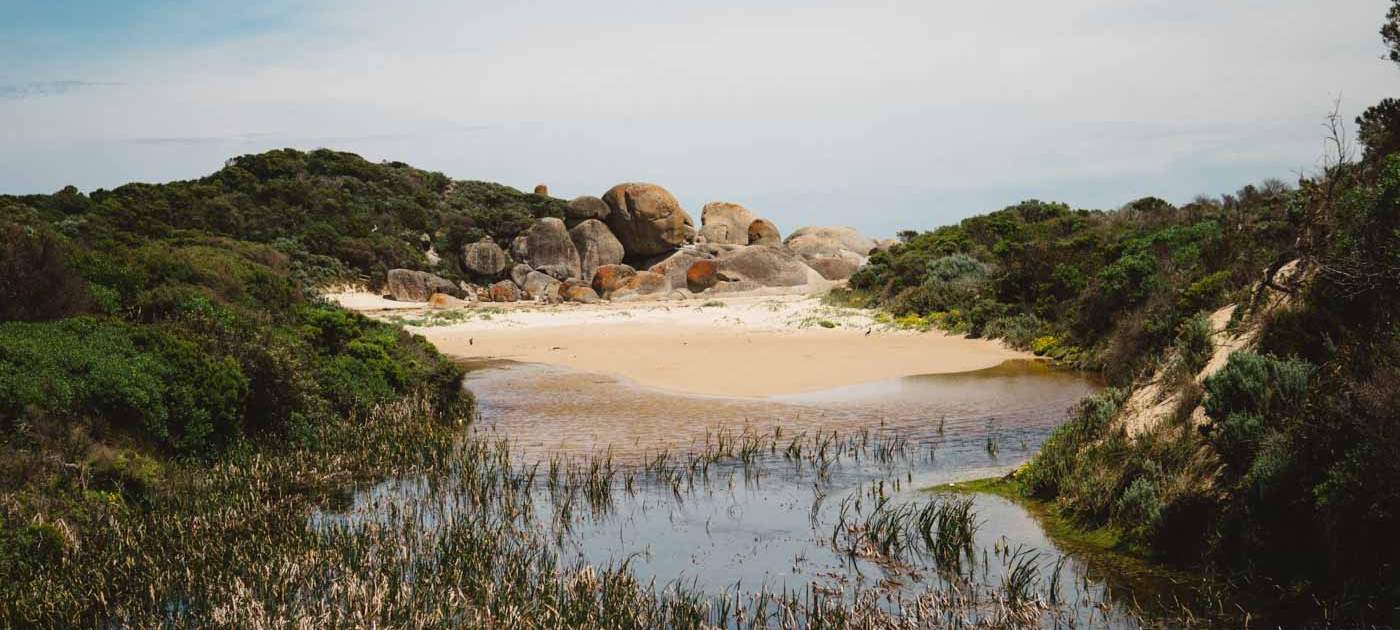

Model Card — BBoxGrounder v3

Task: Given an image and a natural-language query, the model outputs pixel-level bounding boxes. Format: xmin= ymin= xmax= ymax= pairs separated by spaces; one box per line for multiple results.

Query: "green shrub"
xmin=88 ymin=448 xmax=163 ymax=500
xmin=1115 ymin=476 xmax=1163 ymax=538
xmin=1176 ymin=314 xmax=1214 ymax=373
xmin=0 ymin=220 xmax=93 ymax=322
xmin=0 ymin=519 xmax=65 ymax=581
xmin=1201 ymin=351 xmax=1312 ymax=471
xmin=982 ymin=314 xmax=1046 ymax=348
xmin=925 ymin=253 xmax=989 ymax=282
xmin=0 ymin=318 xmax=249 ymax=455
xmin=1019 ymin=388 xmax=1126 ymax=499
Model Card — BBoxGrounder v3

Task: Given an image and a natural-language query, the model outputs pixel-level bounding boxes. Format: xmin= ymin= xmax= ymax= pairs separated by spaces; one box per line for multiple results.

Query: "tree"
xmin=1384 ymin=0 xmax=1400 ymax=63
xmin=1358 ymin=1 xmax=1400 ymax=161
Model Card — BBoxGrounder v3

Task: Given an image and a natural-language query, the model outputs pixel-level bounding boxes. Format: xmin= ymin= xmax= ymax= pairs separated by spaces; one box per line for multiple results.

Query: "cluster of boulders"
xmin=383 ymin=182 xmax=890 ymax=305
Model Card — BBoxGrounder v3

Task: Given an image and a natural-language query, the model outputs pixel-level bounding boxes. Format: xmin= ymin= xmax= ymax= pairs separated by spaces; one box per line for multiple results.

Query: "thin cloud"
xmin=0 ymin=80 xmax=122 ymax=99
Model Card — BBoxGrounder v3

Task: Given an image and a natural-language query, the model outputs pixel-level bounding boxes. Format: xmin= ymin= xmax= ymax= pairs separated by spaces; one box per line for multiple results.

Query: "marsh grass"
xmin=7 ymin=399 xmax=1181 ymax=628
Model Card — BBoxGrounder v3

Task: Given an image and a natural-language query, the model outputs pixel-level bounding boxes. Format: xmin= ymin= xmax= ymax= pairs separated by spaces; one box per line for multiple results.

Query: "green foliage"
xmin=1020 ymin=388 xmax=1127 ymax=499
xmin=88 ymin=448 xmax=163 ymax=499
xmin=0 ymin=518 xmax=65 ymax=584
xmin=925 ymin=253 xmax=988 ymax=282
xmin=853 ymin=190 xmax=1290 ymax=378
xmin=0 ymin=150 xmax=472 ymax=460
xmin=982 ymin=313 xmax=1047 ymax=348
xmin=0 ymin=220 xmax=93 ymax=322
xmin=0 ymin=318 xmax=249 ymax=455
xmin=9 ymin=148 xmax=566 ymax=287
xmin=1357 ymin=98 xmax=1400 ymax=162
xmin=1176 ymin=314 xmax=1214 ymax=373
xmin=1201 ymin=351 xmax=1312 ymax=470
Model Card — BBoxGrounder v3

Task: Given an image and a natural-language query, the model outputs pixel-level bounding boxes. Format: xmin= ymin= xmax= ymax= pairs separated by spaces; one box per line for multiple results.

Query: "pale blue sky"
xmin=2 ymin=0 xmax=1395 ymax=235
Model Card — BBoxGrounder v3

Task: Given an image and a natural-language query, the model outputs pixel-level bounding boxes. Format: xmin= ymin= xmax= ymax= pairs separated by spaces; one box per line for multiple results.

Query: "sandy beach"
xmin=333 ymin=291 xmax=1031 ymax=397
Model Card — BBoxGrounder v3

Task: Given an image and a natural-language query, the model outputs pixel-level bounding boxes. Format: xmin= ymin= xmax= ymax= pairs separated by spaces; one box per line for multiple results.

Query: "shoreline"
xmin=332 ymin=291 xmax=1033 ymax=398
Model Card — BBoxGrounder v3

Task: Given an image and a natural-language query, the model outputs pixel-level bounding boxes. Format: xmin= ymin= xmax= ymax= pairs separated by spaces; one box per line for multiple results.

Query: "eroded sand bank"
xmin=333 ymin=292 xmax=1032 ymax=398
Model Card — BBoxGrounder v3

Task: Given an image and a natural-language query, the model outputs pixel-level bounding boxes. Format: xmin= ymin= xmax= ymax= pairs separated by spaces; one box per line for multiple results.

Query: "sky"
xmin=1 ymin=0 xmax=1396 ymax=236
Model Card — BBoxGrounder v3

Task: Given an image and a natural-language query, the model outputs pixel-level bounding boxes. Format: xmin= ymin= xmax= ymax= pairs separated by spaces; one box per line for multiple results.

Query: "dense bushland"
xmin=1017 ymin=17 xmax=1399 ymax=622
xmin=849 ymin=192 xmax=1295 ymax=383
xmin=7 ymin=148 xmax=566 ymax=288
xmin=0 ymin=152 xmax=486 ymax=602
xmin=854 ymin=6 xmax=1400 ymax=621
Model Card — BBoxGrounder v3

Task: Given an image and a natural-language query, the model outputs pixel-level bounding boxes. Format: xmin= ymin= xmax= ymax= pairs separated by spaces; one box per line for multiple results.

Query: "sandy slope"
xmin=330 ymin=292 xmax=1030 ymax=397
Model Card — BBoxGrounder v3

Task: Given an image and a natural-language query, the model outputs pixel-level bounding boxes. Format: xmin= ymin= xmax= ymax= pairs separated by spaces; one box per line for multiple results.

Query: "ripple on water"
xmin=465 ymin=358 xmax=1101 ymax=468
xmin=324 ymin=360 xmax=1203 ymax=627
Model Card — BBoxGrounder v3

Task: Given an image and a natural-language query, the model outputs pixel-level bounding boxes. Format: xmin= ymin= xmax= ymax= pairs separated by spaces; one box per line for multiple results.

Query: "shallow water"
xmin=326 ymin=360 xmax=1204 ymax=626
xmin=467 ymin=358 xmax=1100 ymax=468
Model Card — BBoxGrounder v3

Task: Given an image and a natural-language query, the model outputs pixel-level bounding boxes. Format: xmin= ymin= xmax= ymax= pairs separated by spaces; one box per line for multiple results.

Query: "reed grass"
xmin=4 ymin=395 xmax=1193 ymax=628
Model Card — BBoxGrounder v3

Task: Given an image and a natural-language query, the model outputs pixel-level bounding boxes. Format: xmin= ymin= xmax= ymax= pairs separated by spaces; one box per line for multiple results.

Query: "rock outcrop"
xmin=535 ymin=264 xmax=574 ymax=281
xmin=591 ymin=264 xmax=637 ymax=296
xmin=805 ymin=252 xmax=866 ymax=281
xmin=685 ymin=259 xmax=726 ymax=293
xmin=715 ymin=245 xmax=814 ymax=287
xmin=785 ymin=226 xmax=877 ymax=258
xmin=518 ymin=217 xmax=581 ymax=279
xmin=645 ymin=247 xmax=715 ymax=289
xmin=622 ymin=270 xmax=671 ymax=296
xmin=428 ymin=292 xmax=471 ymax=308
xmin=510 ymin=234 xmax=529 ymax=264
xmin=698 ymin=202 xmax=757 ymax=246
xmin=569 ymin=219 xmax=625 ymax=281
xmin=601 ymin=183 xmax=695 ymax=257
xmin=747 ymin=219 xmax=781 ymax=246
xmin=386 ymin=269 xmax=462 ymax=302
xmin=510 ymin=263 xmax=533 ymax=288
xmin=566 ymin=196 xmax=611 ymax=225
xmin=562 ymin=282 xmax=601 ymax=304
xmin=783 ymin=226 xmax=876 ymax=281
xmin=461 ymin=238 xmax=508 ymax=276
xmin=488 ymin=280 xmax=521 ymax=303
xmin=520 ymin=270 xmax=561 ymax=299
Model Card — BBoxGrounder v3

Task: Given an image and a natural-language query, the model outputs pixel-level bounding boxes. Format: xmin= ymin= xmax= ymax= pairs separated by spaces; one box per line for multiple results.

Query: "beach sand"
xmin=331 ymin=291 xmax=1031 ymax=397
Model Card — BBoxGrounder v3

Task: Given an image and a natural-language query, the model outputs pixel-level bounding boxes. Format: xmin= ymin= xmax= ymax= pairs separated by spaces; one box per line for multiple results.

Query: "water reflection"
xmin=466 ymin=358 xmax=1099 ymax=470
xmin=320 ymin=360 xmax=1204 ymax=626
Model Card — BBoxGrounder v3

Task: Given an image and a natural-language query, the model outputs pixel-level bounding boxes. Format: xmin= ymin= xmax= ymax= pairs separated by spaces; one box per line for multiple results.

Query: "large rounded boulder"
xmin=715 ymin=246 xmax=814 ymax=287
xmin=685 ymin=259 xmax=728 ymax=293
xmin=386 ymin=269 xmax=462 ymax=302
xmin=601 ymin=183 xmax=695 ymax=258
xmin=805 ymin=251 xmax=867 ymax=281
xmin=520 ymin=270 xmax=561 ymax=299
xmin=461 ymin=238 xmax=508 ymax=276
xmin=488 ymin=280 xmax=521 ymax=303
xmin=644 ymin=247 xmax=715 ymax=289
xmin=698 ymin=202 xmax=757 ymax=245
xmin=783 ymin=226 xmax=876 ymax=281
xmin=569 ymin=219 xmax=625 ymax=282
xmin=518 ymin=217 xmax=581 ymax=279
xmin=591 ymin=263 xmax=637 ymax=295
xmin=747 ymin=219 xmax=782 ymax=246
xmin=562 ymin=281 xmax=601 ymax=304
xmin=566 ymin=196 xmax=611 ymax=226
xmin=510 ymin=263 xmax=533 ymax=288
xmin=784 ymin=226 xmax=877 ymax=259
xmin=622 ymin=270 xmax=671 ymax=296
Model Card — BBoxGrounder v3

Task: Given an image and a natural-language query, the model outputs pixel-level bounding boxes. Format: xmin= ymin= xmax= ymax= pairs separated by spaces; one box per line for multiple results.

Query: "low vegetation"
xmin=846 ymin=7 xmax=1400 ymax=623
xmin=0 ymin=153 xmax=477 ymax=625
xmin=853 ymin=11 xmax=1400 ymax=624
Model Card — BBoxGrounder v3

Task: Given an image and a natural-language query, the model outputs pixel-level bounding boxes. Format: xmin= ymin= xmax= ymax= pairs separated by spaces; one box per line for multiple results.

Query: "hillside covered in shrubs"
xmin=4 ymin=148 xmax=570 ymax=290
xmin=847 ymin=190 xmax=1296 ymax=384
xmin=846 ymin=7 xmax=1400 ymax=621
xmin=0 ymin=150 xmax=509 ymax=613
